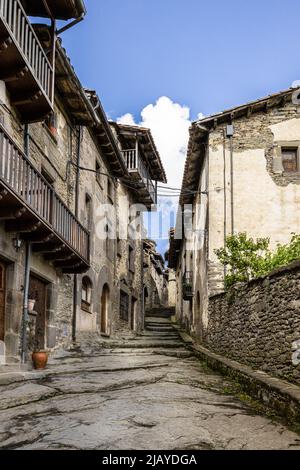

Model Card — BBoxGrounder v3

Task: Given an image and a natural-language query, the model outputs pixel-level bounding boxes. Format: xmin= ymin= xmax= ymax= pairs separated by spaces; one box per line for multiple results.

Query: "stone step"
xmin=145 ymin=308 xmax=175 ymax=318
xmin=147 ymin=325 xmax=174 ymax=332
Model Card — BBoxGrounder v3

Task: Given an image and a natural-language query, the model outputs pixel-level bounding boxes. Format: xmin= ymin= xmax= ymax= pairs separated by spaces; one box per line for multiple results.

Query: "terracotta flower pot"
xmin=32 ymin=351 xmax=48 ymax=370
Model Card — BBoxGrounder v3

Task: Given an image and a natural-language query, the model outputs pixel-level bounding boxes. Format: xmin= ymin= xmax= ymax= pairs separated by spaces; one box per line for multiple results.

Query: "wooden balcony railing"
xmin=0 ymin=125 xmax=89 ymax=265
xmin=182 ymin=271 xmax=194 ymax=300
xmin=122 ymin=149 xmax=156 ymax=205
xmin=0 ymin=0 xmax=54 ymax=120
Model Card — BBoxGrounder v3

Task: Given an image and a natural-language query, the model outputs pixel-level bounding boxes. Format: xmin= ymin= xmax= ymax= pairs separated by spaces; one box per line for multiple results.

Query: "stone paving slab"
xmin=0 ymin=318 xmax=300 ymax=450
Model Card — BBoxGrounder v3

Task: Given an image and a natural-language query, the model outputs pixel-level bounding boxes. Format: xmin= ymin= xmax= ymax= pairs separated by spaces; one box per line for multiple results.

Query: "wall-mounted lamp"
xmin=13 ymin=236 xmax=23 ymax=252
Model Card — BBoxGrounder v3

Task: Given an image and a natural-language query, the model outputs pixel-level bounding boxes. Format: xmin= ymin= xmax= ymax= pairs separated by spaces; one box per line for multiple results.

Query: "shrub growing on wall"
xmin=215 ymin=233 xmax=300 ymax=288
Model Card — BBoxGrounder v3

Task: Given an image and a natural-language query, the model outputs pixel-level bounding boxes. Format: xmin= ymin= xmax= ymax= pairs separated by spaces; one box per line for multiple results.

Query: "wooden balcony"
xmin=122 ymin=149 xmax=157 ymax=206
xmin=0 ymin=124 xmax=90 ymax=273
xmin=0 ymin=0 xmax=54 ymax=123
xmin=182 ymin=271 xmax=194 ymax=300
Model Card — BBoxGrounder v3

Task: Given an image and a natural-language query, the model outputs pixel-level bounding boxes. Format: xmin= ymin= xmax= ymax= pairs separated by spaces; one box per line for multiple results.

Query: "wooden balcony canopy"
xmin=111 ymin=123 xmax=167 ymax=209
xmin=0 ymin=124 xmax=90 ymax=273
xmin=111 ymin=123 xmax=167 ymax=184
xmin=0 ymin=0 xmax=54 ymax=123
xmin=20 ymin=0 xmax=86 ymax=20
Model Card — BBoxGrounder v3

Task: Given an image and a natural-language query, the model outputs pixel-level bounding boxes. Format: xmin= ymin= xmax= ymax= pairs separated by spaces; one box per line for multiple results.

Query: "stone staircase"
xmin=142 ymin=307 xmax=183 ymax=348
xmin=145 ymin=306 xmax=175 ymax=319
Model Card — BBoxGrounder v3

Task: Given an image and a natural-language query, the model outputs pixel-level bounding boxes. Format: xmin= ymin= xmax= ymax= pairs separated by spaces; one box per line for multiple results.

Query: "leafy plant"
xmin=215 ymin=233 xmax=300 ymax=288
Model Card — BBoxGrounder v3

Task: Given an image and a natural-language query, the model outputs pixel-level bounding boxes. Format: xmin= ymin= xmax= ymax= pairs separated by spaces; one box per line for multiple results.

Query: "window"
xmin=45 ymin=113 xmax=57 ymax=139
xmin=81 ymin=277 xmax=92 ymax=311
xmin=85 ymin=194 xmax=92 ymax=229
xmin=96 ymin=160 xmax=102 ymax=187
xmin=282 ymin=148 xmax=298 ymax=173
xmin=120 ymin=291 xmax=129 ymax=321
xmin=117 ymin=237 xmax=122 ymax=257
xmin=129 ymin=245 xmax=135 ymax=273
xmin=107 ymin=178 xmax=114 ymax=204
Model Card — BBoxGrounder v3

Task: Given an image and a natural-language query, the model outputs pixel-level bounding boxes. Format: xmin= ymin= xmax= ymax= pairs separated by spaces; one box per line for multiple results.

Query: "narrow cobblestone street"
xmin=0 ymin=315 xmax=300 ymax=450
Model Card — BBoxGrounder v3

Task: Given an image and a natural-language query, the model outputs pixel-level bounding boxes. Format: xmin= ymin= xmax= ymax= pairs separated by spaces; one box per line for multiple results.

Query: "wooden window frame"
xmin=129 ymin=245 xmax=135 ymax=273
xmin=81 ymin=277 xmax=92 ymax=313
xmin=85 ymin=194 xmax=92 ymax=230
xmin=107 ymin=178 xmax=114 ymax=205
xmin=281 ymin=147 xmax=299 ymax=173
xmin=96 ymin=159 xmax=103 ymax=188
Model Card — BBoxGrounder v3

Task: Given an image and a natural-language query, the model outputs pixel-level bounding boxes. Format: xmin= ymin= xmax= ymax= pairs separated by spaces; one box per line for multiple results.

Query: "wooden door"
xmin=120 ymin=291 xmax=129 ymax=322
xmin=0 ymin=261 xmax=6 ymax=342
xmin=29 ymin=275 xmax=47 ymax=350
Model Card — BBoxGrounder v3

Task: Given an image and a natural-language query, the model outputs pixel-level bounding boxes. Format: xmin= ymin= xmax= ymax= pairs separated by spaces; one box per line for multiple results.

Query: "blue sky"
xmin=59 ymin=0 xmax=300 ymax=254
xmin=62 ymin=0 xmax=300 ymax=121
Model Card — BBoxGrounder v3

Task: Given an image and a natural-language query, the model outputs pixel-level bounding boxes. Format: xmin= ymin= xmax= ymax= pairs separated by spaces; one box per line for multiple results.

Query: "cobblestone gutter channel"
xmin=175 ymin=326 xmax=300 ymax=426
xmin=0 ymin=315 xmax=300 ymax=450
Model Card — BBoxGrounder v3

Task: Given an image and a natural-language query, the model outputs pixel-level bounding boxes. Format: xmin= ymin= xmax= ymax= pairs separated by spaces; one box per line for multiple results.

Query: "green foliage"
xmin=215 ymin=233 xmax=300 ymax=289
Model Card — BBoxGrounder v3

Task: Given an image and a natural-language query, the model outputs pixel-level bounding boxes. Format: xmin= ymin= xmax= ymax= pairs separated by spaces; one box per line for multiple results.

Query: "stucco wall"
xmin=208 ymin=104 xmax=300 ymax=265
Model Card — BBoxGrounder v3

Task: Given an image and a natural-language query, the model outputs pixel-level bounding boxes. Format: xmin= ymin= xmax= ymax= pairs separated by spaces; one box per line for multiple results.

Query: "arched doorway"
xmin=101 ymin=284 xmax=109 ymax=335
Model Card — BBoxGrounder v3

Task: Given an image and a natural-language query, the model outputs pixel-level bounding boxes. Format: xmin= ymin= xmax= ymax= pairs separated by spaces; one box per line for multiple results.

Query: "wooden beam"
xmin=5 ymin=220 xmax=42 ymax=233
xmin=62 ymin=264 xmax=87 ymax=274
xmin=33 ymin=242 xmax=66 ymax=254
xmin=12 ymin=91 xmax=42 ymax=106
xmin=54 ymin=256 xmax=79 ymax=268
xmin=0 ymin=37 xmax=12 ymax=54
xmin=60 ymin=92 xmax=79 ymax=99
xmin=22 ymin=233 xmax=55 ymax=243
xmin=55 ymin=73 xmax=69 ymax=81
xmin=0 ymin=189 xmax=8 ymax=201
xmin=44 ymin=250 xmax=72 ymax=261
xmin=0 ymin=66 xmax=29 ymax=83
xmin=96 ymin=131 xmax=106 ymax=138
xmin=0 ymin=207 xmax=26 ymax=220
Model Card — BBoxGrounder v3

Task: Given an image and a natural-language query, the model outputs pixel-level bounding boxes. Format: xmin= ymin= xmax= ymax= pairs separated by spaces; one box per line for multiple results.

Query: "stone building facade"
xmin=0 ymin=1 xmax=166 ymax=366
xmin=111 ymin=124 xmax=167 ymax=333
xmin=169 ymin=88 xmax=300 ymax=338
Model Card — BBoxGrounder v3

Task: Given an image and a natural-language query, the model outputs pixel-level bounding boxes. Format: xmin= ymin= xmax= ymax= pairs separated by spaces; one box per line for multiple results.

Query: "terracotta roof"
xmin=194 ymin=87 xmax=296 ymax=128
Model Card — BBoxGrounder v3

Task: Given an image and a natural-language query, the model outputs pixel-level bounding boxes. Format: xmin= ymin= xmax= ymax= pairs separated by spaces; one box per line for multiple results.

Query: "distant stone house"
xmin=0 ymin=1 xmax=166 ymax=365
xmin=143 ymin=239 xmax=168 ymax=312
xmin=110 ymin=124 xmax=167 ymax=333
xmin=169 ymin=88 xmax=300 ymax=338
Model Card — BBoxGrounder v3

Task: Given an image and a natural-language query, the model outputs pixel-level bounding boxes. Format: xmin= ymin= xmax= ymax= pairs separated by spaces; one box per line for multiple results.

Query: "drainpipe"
xmin=21 ymin=243 xmax=31 ymax=364
xmin=226 ymin=125 xmax=234 ymax=235
xmin=20 ymin=124 xmax=31 ymax=364
xmin=72 ymin=126 xmax=82 ymax=343
xmin=223 ymin=129 xmax=227 ymax=278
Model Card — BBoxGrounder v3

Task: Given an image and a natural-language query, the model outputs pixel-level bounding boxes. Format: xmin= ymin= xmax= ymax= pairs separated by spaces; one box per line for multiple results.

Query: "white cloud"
xmin=197 ymin=112 xmax=205 ymax=121
xmin=117 ymin=112 xmax=136 ymax=126
xmin=117 ymin=96 xmax=192 ymax=190
xmin=117 ymin=97 xmax=204 ymax=244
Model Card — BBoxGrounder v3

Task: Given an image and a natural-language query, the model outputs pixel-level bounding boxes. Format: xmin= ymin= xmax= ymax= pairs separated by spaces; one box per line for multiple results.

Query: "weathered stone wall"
xmin=206 ymin=261 xmax=300 ymax=384
xmin=115 ymin=182 xmax=144 ymax=333
xmin=0 ymin=80 xmax=78 ymax=361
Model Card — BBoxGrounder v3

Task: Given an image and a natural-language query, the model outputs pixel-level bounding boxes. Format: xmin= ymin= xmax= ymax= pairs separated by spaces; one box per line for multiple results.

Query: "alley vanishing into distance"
xmin=0 ymin=310 xmax=300 ymax=451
